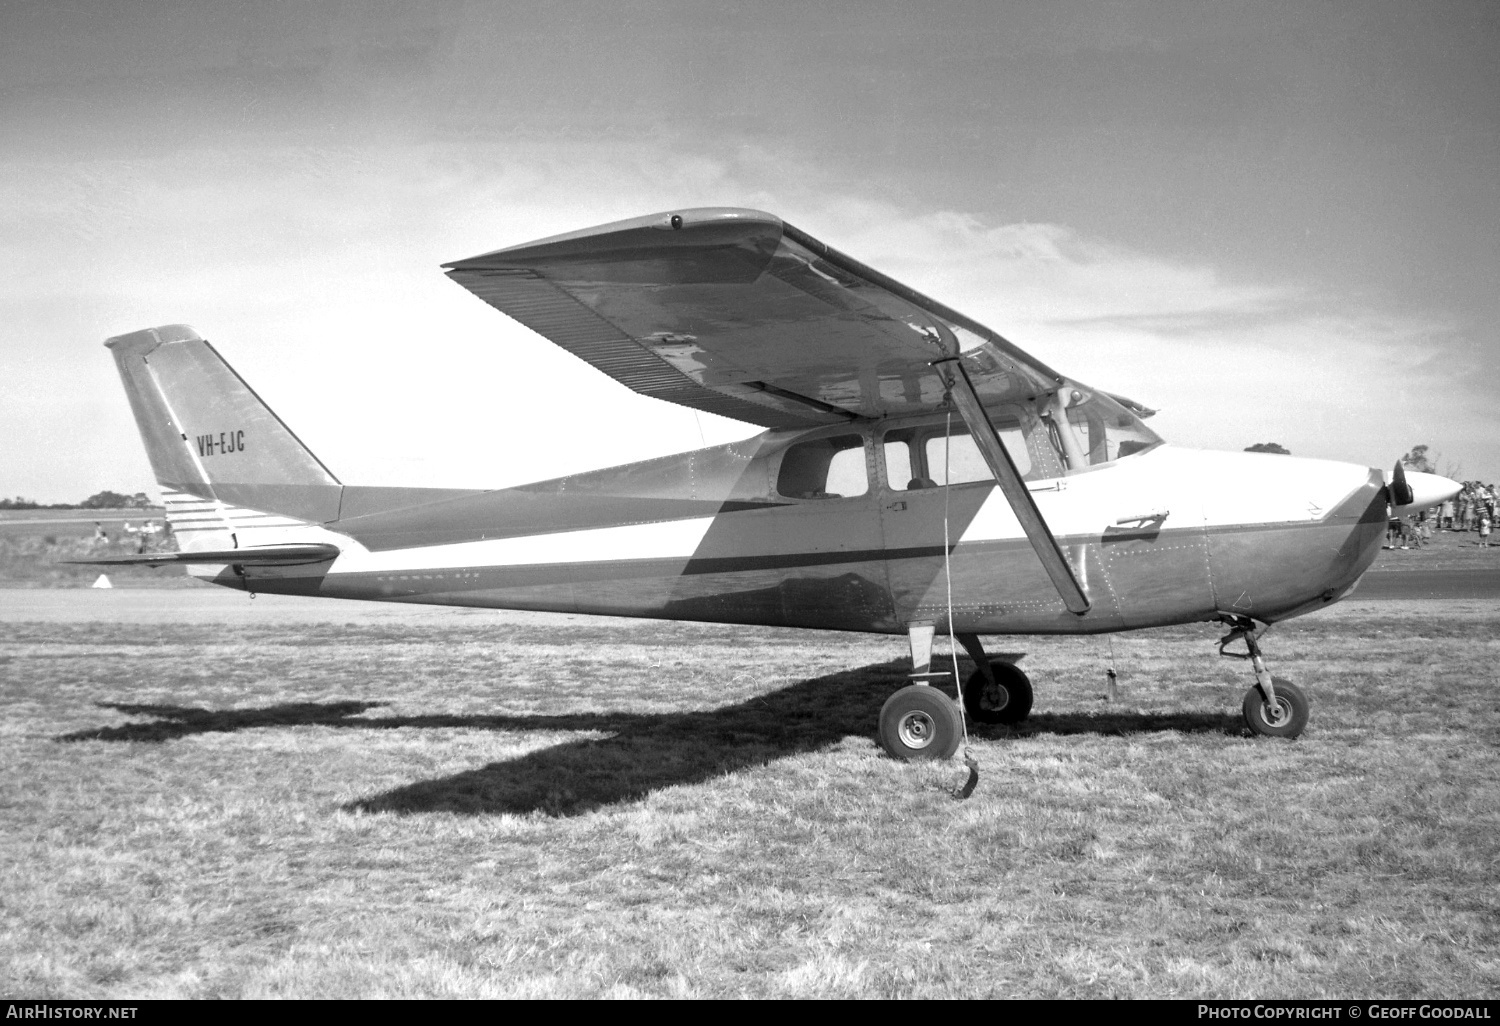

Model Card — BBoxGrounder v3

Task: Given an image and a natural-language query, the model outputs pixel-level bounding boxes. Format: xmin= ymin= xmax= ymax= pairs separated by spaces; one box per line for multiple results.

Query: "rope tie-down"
xmin=941 ymin=403 xmax=980 ymax=801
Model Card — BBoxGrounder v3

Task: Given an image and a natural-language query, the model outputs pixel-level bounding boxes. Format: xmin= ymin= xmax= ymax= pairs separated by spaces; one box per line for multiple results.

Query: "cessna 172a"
xmin=86 ymin=207 xmax=1461 ymax=761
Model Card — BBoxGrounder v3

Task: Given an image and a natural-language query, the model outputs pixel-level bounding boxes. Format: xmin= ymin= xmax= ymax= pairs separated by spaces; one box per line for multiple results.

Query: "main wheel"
xmin=878 ymin=685 xmax=963 ymax=761
xmin=1242 ymin=677 xmax=1309 ymax=738
xmin=962 ymin=661 xmax=1034 ymax=725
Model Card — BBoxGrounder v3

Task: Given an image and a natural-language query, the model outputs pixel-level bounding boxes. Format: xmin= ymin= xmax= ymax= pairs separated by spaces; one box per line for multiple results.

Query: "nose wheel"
xmin=1219 ymin=616 xmax=1310 ymax=738
xmin=1241 ymin=677 xmax=1309 ymax=737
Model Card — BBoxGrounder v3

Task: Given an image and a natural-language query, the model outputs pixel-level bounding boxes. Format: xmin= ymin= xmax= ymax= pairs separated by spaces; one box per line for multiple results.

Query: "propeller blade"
xmin=1390 ymin=461 xmax=1414 ymax=507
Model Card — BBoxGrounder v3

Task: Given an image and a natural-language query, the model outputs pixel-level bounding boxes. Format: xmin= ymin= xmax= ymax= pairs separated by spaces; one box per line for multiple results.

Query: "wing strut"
xmin=934 ymin=358 xmax=1091 ymax=615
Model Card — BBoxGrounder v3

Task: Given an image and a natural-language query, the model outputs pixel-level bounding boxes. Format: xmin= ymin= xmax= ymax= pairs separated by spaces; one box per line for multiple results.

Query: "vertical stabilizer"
xmin=106 ymin=325 xmax=342 ymax=524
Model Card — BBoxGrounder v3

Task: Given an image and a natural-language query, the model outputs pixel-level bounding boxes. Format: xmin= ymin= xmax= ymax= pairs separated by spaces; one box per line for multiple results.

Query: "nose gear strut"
xmin=1217 ymin=615 xmax=1277 ymax=709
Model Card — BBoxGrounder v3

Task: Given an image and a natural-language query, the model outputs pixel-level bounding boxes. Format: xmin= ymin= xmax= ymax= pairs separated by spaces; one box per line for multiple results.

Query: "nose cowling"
xmin=1198 ymin=453 xmax=1390 ymax=624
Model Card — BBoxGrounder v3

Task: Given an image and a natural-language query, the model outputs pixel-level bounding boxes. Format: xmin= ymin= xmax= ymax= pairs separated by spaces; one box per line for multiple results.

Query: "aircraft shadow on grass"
xmin=58 ymin=662 xmax=1242 ymax=816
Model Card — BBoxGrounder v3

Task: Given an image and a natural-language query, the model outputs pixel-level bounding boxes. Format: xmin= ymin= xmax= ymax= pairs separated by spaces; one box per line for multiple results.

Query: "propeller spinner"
xmin=1386 ymin=461 xmax=1461 ymax=511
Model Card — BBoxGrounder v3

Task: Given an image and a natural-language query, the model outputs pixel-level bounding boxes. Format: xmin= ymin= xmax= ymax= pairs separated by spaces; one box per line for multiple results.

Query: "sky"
xmin=3 ymin=0 xmax=1498 ymax=502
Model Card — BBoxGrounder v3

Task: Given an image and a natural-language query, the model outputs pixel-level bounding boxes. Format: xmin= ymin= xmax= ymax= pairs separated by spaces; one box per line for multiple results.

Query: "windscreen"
xmin=1050 ymin=388 xmax=1162 ymax=470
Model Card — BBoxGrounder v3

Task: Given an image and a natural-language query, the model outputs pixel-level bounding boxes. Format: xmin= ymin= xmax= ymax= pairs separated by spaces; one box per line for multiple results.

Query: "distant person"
xmin=92 ymin=522 xmax=108 ymax=545
xmin=1442 ymin=498 xmax=1455 ymax=530
xmin=1480 ymin=511 xmax=1492 ymax=548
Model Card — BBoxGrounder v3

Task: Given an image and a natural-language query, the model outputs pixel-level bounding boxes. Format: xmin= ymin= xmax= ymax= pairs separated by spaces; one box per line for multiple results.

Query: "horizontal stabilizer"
xmin=65 ymin=543 xmax=341 ymax=568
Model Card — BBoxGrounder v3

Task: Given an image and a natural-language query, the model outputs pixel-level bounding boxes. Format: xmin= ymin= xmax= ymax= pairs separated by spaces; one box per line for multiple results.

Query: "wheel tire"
xmin=878 ymin=684 xmax=963 ymax=761
xmin=962 ymin=661 xmax=1034 ymax=725
xmin=1242 ymin=677 xmax=1309 ymax=738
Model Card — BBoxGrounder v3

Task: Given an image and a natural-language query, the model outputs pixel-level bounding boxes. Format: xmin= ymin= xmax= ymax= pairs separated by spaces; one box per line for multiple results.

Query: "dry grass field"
xmin=1 ymin=588 xmax=1497 ymax=999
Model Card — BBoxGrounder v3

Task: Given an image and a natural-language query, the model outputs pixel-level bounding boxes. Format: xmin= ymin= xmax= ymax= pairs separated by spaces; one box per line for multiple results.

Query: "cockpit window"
xmin=879 ymin=388 xmax=1159 ymax=488
xmin=776 ymin=434 xmax=869 ymax=499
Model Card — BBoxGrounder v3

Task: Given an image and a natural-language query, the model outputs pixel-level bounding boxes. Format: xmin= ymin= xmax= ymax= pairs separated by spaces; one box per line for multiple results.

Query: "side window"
xmin=777 ymin=435 xmax=869 ymax=499
xmin=883 ymin=439 xmax=913 ymax=490
xmin=926 ymin=433 xmax=989 ymax=485
xmin=924 ymin=424 xmax=1031 ymax=484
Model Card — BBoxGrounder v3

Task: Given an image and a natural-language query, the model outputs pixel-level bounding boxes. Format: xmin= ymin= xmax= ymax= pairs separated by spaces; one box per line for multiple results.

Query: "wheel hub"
xmin=897 ymin=710 xmax=935 ymax=749
xmin=1262 ymin=698 xmax=1291 ymax=727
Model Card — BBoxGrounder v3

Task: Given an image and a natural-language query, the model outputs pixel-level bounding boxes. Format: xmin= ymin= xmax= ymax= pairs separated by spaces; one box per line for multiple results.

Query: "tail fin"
xmin=106 ymin=325 xmax=342 ymax=525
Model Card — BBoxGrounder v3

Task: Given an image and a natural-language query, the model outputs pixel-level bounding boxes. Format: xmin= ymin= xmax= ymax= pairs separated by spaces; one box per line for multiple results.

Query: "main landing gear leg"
xmin=878 ymin=623 xmax=962 ymax=761
xmin=1217 ymin=615 xmax=1309 ymax=738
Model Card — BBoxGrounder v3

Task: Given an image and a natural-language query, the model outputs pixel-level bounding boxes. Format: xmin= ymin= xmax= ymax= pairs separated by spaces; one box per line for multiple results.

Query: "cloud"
xmin=3 ymin=133 xmax=1496 ymax=501
xmin=805 ymin=203 xmax=1286 ymax=323
xmin=775 ymin=194 xmax=1494 ymax=473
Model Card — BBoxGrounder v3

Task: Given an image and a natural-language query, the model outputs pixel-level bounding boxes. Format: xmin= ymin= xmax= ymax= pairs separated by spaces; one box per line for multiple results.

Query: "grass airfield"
xmin=2 ymin=576 xmax=1498 ymax=1000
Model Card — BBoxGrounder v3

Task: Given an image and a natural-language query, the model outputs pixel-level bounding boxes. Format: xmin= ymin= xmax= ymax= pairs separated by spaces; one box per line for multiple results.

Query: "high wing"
xmin=443 ymin=208 xmax=1068 ymax=428
xmin=446 ymin=207 xmax=1113 ymax=614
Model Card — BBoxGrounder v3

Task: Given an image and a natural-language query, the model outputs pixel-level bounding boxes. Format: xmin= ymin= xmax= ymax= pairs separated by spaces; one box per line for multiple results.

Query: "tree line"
xmin=1244 ymin=443 xmax=1458 ymax=479
xmin=0 ymin=491 xmax=156 ymax=511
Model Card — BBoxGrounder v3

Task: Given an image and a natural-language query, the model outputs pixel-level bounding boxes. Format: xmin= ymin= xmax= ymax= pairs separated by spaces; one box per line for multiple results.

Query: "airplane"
xmin=79 ymin=207 xmax=1462 ymax=762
